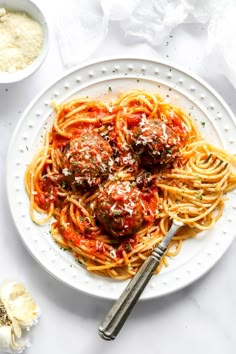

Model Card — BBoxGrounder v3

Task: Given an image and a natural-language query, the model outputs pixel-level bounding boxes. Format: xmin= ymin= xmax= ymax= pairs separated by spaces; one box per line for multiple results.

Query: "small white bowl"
xmin=0 ymin=0 xmax=49 ymax=84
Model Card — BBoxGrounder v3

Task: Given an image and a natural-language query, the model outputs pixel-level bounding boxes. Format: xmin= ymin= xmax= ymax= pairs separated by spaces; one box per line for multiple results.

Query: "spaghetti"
xmin=25 ymin=90 xmax=236 ymax=279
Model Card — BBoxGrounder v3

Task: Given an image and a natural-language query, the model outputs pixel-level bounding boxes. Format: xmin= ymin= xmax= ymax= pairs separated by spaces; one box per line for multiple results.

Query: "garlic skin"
xmin=0 ymin=281 xmax=39 ymax=353
xmin=0 ymin=325 xmax=28 ymax=354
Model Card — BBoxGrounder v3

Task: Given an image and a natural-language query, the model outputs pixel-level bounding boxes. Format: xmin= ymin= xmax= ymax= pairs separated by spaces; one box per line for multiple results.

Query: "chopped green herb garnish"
xmin=64 ymin=142 xmax=70 ymax=152
xmin=61 ymin=181 xmax=67 ymax=189
xmin=125 ymin=243 xmax=131 ymax=252
xmin=203 ymin=154 xmax=212 ymax=164
xmin=197 ymin=190 xmax=203 ymax=200
xmin=201 ymin=121 xmax=206 ymax=127
xmin=60 ymin=246 xmax=67 ymax=251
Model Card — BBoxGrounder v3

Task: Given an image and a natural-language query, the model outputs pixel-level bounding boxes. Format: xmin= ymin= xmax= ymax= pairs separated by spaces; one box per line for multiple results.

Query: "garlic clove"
xmin=0 ymin=326 xmax=12 ymax=352
xmin=10 ymin=331 xmax=29 ymax=353
xmin=0 ymin=282 xmax=25 ymax=303
xmin=11 ymin=319 xmax=22 ymax=340
xmin=0 ymin=325 xmax=28 ymax=354
xmin=10 ymin=296 xmax=39 ymax=329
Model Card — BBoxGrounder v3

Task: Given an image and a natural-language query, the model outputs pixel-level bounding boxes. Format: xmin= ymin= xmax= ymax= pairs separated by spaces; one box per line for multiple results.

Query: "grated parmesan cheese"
xmin=109 ymin=249 xmax=117 ymax=259
xmin=63 ymin=168 xmax=73 ymax=176
xmin=0 ymin=8 xmax=43 ymax=73
xmin=161 ymin=122 xmax=168 ymax=141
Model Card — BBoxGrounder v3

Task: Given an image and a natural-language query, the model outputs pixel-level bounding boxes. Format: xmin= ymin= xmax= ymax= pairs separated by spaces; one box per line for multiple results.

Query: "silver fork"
xmin=98 ymin=220 xmax=183 ymax=340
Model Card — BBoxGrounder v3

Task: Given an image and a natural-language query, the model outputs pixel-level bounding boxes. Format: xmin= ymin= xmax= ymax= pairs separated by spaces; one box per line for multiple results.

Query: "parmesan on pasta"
xmin=24 ymin=90 xmax=236 ymax=279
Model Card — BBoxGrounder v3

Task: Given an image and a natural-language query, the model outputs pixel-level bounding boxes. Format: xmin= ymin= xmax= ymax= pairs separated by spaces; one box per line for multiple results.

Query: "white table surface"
xmin=0 ymin=1 xmax=236 ymax=353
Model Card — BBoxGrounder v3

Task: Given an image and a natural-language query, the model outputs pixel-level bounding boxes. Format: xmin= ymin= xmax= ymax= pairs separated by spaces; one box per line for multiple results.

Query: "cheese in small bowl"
xmin=0 ymin=0 xmax=48 ymax=84
xmin=0 ymin=8 xmax=43 ymax=73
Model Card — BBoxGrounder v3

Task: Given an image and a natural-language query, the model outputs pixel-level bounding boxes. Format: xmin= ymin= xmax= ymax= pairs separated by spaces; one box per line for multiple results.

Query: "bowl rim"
xmin=0 ymin=0 xmax=49 ymax=84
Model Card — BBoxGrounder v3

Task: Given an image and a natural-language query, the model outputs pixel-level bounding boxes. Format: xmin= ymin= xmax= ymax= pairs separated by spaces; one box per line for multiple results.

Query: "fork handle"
xmin=98 ymin=242 xmax=167 ymax=340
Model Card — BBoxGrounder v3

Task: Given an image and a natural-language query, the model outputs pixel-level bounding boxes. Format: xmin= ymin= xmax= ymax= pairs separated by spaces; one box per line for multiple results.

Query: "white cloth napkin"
xmin=207 ymin=0 xmax=236 ymax=87
xmin=55 ymin=0 xmax=236 ymax=88
xmin=56 ymin=0 xmax=107 ymax=67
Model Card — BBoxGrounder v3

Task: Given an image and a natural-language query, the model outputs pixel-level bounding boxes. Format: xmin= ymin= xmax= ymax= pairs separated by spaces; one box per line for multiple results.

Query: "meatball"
xmin=129 ymin=119 xmax=183 ymax=167
xmin=63 ymin=131 xmax=113 ymax=187
xmin=96 ymin=181 xmax=144 ymax=237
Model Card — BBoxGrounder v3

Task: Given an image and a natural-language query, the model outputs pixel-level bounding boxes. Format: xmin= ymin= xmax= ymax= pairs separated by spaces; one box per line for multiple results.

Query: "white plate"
xmin=7 ymin=58 xmax=236 ymax=300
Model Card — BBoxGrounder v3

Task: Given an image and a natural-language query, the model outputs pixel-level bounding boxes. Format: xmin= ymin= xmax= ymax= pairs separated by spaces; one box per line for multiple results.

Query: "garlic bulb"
xmin=0 ymin=281 xmax=39 ymax=353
